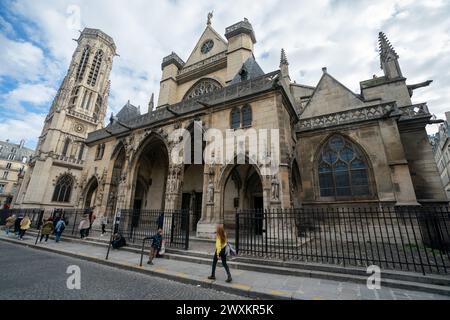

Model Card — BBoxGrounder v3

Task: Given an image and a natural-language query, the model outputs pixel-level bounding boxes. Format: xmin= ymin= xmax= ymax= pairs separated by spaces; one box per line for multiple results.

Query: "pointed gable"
xmin=183 ymin=25 xmax=228 ymax=67
xmin=300 ymin=72 xmax=365 ymax=119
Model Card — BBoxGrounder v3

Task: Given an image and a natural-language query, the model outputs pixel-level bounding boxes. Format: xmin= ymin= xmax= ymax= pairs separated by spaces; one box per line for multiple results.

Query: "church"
xmin=14 ymin=16 xmax=447 ymax=238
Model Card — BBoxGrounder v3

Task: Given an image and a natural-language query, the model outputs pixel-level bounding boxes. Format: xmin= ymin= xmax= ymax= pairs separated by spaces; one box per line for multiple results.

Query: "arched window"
xmin=52 ymin=174 xmax=74 ymax=202
xmin=183 ymin=78 xmax=222 ymax=101
xmin=62 ymin=138 xmax=70 ymax=156
xmin=76 ymin=46 xmax=90 ymax=81
xmin=242 ymin=104 xmax=252 ymax=127
xmin=318 ymin=135 xmax=371 ymax=198
xmin=230 ymin=108 xmax=241 ymax=129
xmin=87 ymin=50 xmax=103 ymax=86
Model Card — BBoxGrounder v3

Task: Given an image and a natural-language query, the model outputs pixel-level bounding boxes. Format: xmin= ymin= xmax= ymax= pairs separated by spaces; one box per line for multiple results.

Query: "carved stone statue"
xmin=271 ymin=175 xmax=280 ymax=201
xmin=207 ymin=11 xmax=213 ymax=25
xmin=207 ymin=178 xmax=214 ymax=204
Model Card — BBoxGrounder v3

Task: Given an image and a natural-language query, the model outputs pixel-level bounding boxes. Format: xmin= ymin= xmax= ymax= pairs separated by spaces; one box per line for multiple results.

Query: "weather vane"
xmin=207 ymin=11 xmax=213 ymax=25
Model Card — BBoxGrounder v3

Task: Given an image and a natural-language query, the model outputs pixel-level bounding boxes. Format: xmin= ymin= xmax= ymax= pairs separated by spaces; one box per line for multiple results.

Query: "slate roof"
xmin=230 ymin=56 xmax=265 ymax=85
xmin=116 ymin=101 xmax=141 ymax=122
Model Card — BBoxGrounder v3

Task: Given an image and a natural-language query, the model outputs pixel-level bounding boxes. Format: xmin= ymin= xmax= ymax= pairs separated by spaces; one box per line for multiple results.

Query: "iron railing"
xmin=0 ymin=208 xmax=44 ymax=229
xmin=107 ymin=209 xmax=190 ymax=248
xmin=236 ymin=206 xmax=450 ymax=275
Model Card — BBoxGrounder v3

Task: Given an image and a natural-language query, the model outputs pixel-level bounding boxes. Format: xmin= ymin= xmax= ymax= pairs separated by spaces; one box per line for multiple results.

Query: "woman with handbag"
xmin=208 ymin=224 xmax=232 ymax=283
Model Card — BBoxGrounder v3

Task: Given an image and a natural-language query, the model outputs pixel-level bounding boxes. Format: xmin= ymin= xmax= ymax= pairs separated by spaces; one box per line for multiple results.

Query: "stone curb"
xmin=22 ymin=230 xmax=450 ymax=296
xmin=0 ymin=237 xmax=293 ymax=300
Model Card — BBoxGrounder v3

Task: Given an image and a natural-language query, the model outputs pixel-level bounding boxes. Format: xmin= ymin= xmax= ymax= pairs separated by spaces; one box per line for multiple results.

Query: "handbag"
xmin=159 ymin=240 xmax=166 ymax=255
xmin=225 ymin=242 xmax=236 ymax=256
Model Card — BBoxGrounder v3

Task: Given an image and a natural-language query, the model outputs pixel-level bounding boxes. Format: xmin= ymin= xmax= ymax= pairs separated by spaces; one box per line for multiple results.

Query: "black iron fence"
xmin=0 ymin=208 xmax=44 ymax=229
xmin=236 ymin=206 xmax=450 ymax=275
xmin=109 ymin=209 xmax=190 ymax=249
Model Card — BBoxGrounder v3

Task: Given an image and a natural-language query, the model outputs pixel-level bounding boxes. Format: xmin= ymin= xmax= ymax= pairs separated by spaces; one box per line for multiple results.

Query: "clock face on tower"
xmin=201 ymin=39 xmax=214 ymax=54
xmin=74 ymin=123 xmax=85 ymax=133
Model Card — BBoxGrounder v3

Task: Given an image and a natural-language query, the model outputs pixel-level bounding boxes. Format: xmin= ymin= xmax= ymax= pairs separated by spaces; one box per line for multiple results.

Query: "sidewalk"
xmin=0 ymin=233 xmax=448 ymax=300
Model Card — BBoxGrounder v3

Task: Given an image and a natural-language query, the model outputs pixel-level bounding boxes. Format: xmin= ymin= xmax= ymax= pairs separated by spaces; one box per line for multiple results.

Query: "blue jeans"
xmin=55 ymin=231 xmax=62 ymax=242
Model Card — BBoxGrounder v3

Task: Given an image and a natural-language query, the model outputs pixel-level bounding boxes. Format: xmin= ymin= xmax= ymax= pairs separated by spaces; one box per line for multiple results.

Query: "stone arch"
xmin=182 ymin=77 xmax=223 ymax=101
xmin=83 ymin=176 xmax=99 ymax=208
xmin=217 ymin=156 xmax=265 ymax=231
xmin=129 ymin=132 xmax=170 ymax=211
xmin=313 ymin=133 xmax=376 ymax=200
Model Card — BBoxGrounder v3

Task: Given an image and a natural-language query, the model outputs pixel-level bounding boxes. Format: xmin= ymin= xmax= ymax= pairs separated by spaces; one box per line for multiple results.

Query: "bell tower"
xmin=16 ymin=28 xmax=116 ymax=209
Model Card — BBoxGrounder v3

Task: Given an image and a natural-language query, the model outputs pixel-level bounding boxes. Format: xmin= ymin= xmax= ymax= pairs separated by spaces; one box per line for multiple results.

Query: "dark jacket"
xmin=150 ymin=233 xmax=163 ymax=250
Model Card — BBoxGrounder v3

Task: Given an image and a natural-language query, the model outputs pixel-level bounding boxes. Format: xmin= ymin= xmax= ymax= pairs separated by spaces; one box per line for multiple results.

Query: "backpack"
xmin=57 ymin=221 xmax=66 ymax=232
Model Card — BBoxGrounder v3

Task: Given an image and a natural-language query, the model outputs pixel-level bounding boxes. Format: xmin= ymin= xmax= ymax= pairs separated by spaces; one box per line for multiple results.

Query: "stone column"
xmin=379 ymin=118 xmax=419 ymax=205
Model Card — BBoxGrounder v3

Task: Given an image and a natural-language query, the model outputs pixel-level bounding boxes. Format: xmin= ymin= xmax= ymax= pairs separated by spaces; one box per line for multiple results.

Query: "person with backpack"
xmin=54 ymin=218 xmax=66 ymax=242
xmin=147 ymin=229 xmax=163 ymax=265
xmin=208 ymin=224 xmax=232 ymax=283
xmin=40 ymin=218 xmax=54 ymax=242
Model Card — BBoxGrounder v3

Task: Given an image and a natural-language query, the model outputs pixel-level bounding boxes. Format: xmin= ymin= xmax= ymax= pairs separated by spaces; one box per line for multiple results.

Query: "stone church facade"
xmin=15 ymin=17 xmax=447 ymax=238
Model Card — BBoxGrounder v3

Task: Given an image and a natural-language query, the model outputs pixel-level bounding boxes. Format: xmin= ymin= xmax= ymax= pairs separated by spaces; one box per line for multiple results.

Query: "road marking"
xmin=270 ymin=290 xmax=290 ymax=296
xmin=232 ymin=283 xmax=251 ymax=290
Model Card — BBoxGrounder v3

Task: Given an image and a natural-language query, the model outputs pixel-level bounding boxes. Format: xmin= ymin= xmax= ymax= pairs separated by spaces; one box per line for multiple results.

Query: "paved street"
xmin=0 ymin=241 xmax=245 ymax=300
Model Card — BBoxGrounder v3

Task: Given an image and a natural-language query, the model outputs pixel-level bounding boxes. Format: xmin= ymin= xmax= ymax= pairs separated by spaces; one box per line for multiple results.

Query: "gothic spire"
xmin=148 ymin=93 xmax=154 ymax=113
xmin=378 ymin=32 xmax=402 ymax=79
xmin=379 ymin=32 xmax=399 ymax=63
xmin=280 ymin=48 xmax=288 ymax=66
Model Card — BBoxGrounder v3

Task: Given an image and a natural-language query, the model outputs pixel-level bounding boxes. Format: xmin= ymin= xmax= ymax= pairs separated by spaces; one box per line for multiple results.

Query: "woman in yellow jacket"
xmin=208 ymin=224 xmax=232 ymax=282
xmin=19 ymin=215 xmax=31 ymax=240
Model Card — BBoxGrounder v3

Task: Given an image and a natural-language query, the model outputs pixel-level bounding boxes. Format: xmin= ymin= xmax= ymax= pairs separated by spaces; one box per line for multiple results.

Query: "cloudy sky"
xmin=0 ymin=0 xmax=449 ymax=149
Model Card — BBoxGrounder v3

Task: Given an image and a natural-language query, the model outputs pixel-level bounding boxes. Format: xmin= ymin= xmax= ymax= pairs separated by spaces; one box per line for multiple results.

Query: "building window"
xmin=183 ymin=78 xmax=222 ymax=101
xmin=230 ymin=108 xmax=241 ymax=129
xmin=87 ymin=50 xmax=103 ymax=86
xmin=78 ymin=143 xmax=85 ymax=161
xmin=62 ymin=138 xmax=70 ymax=157
xmin=52 ymin=174 xmax=74 ymax=202
xmin=76 ymin=46 xmax=90 ymax=81
xmin=242 ymin=104 xmax=252 ymax=127
xmin=95 ymin=143 xmax=105 ymax=160
xmin=7 ymin=154 xmax=14 ymax=160
xmin=2 ymin=171 xmax=9 ymax=179
xmin=318 ymin=135 xmax=371 ymax=199
xmin=11 ymin=147 xmax=16 ymax=153
xmin=0 ymin=184 xmax=4 ymax=194
xmin=6 ymin=163 xmax=11 ymax=169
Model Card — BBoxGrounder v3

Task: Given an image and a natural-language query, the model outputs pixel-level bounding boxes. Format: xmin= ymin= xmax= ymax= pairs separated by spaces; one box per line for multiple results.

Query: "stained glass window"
xmin=52 ymin=174 xmax=73 ymax=202
xmin=318 ymin=135 xmax=371 ymax=198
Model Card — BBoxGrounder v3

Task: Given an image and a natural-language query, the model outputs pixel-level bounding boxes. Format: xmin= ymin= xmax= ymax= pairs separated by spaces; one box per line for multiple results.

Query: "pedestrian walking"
xmin=85 ymin=208 xmax=96 ymax=237
xmin=19 ymin=215 xmax=31 ymax=240
xmin=208 ymin=225 xmax=232 ymax=283
xmin=39 ymin=218 xmax=54 ymax=242
xmin=147 ymin=229 xmax=163 ymax=265
xmin=54 ymin=218 xmax=66 ymax=242
xmin=78 ymin=214 xmax=90 ymax=239
xmin=4 ymin=214 xmax=16 ymax=235
xmin=14 ymin=214 xmax=23 ymax=236
xmin=100 ymin=215 xmax=108 ymax=236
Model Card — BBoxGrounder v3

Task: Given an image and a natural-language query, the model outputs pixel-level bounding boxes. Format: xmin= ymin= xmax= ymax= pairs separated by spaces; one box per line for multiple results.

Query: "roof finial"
xmin=207 ymin=11 xmax=213 ymax=26
xmin=148 ymin=93 xmax=154 ymax=113
xmin=280 ymin=48 xmax=288 ymax=66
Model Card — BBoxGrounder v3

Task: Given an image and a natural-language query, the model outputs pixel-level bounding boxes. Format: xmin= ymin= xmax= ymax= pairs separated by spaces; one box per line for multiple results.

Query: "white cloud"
xmin=0 ymin=34 xmax=45 ymax=81
xmin=2 ymin=83 xmax=56 ymax=111
xmin=0 ymin=112 xmax=45 ymax=149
